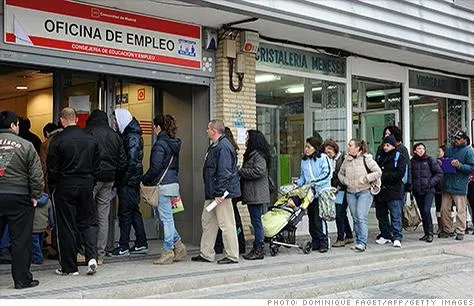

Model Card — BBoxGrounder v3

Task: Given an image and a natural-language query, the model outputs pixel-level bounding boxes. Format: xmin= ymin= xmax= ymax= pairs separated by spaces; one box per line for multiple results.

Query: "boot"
xmin=426 ymin=233 xmax=433 ymax=243
xmin=153 ymin=249 xmax=174 ymax=265
xmin=243 ymin=244 xmax=264 ymax=260
xmin=173 ymin=240 xmax=187 ymax=262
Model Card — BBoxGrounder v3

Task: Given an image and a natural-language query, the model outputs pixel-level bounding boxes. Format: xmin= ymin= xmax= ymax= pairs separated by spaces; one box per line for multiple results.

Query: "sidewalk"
xmin=1 ymin=227 xmax=474 ymax=299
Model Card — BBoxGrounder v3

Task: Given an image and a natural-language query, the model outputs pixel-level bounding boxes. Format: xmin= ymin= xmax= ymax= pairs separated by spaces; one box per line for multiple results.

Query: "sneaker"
xmin=55 ymin=268 xmax=79 ymax=276
xmin=332 ymin=240 xmax=345 ymax=247
xmin=455 ymin=233 xmax=464 ymax=241
xmin=352 ymin=244 xmax=366 ymax=252
xmin=111 ymin=247 xmax=130 ymax=257
xmin=393 ymin=240 xmax=401 ymax=248
xmin=344 ymin=237 xmax=354 ymax=245
xmin=376 ymin=237 xmax=392 ymax=245
xmin=129 ymin=245 xmax=148 ymax=255
xmin=87 ymin=259 xmax=97 ymax=275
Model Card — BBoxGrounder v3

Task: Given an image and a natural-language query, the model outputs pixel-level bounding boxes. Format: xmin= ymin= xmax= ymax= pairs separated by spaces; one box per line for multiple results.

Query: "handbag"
xmin=403 ymin=193 xmax=422 ymax=230
xmin=140 ymin=156 xmax=174 ymax=208
xmin=318 ymin=188 xmax=336 ymax=221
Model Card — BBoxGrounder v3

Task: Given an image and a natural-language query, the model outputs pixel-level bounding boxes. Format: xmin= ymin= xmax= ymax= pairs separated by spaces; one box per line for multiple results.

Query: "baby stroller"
xmin=262 ymin=184 xmax=314 ymax=256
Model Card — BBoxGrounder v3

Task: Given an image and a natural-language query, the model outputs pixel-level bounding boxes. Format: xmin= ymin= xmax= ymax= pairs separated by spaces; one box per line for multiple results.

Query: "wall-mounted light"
xmin=255 ymin=74 xmax=281 ymax=84
xmin=285 ymin=86 xmax=336 ymax=94
xmin=16 ymin=86 xmax=28 ymax=90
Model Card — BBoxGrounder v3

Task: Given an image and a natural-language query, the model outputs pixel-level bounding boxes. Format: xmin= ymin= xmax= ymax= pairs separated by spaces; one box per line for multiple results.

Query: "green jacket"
xmin=0 ymin=129 xmax=44 ymax=198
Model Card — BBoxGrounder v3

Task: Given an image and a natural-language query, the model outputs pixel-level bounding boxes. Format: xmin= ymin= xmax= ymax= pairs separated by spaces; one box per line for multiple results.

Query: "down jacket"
xmin=378 ymin=148 xmax=407 ymax=201
xmin=239 ymin=150 xmax=270 ymax=205
xmin=117 ymin=117 xmax=144 ymax=188
xmin=142 ymin=131 xmax=181 ymax=186
xmin=410 ymin=154 xmax=443 ymax=196
xmin=84 ymin=110 xmax=127 ymax=183
xmin=338 ymin=153 xmax=381 ymax=194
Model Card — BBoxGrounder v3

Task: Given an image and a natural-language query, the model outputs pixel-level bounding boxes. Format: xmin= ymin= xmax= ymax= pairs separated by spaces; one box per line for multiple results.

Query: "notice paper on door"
xmin=68 ymin=95 xmax=90 ymax=113
xmin=237 ymin=127 xmax=247 ymax=145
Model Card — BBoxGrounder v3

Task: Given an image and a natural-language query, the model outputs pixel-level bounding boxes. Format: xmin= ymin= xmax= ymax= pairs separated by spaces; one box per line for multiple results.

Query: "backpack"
xmin=402 ymin=194 xmax=422 ymax=230
xmin=393 ymin=151 xmax=408 ymax=184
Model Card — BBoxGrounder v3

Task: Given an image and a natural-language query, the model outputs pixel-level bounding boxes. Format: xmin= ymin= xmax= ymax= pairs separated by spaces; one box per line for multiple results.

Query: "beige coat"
xmin=338 ymin=153 xmax=382 ymax=193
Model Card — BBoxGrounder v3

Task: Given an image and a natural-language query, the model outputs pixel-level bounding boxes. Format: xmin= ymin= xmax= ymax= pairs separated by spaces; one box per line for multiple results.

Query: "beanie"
xmin=383 ymin=135 xmax=397 ymax=148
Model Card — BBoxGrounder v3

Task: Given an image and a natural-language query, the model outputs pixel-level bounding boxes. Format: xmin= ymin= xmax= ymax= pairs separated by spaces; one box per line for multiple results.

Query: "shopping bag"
xmin=171 ymin=196 xmax=184 ymax=214
xmin=140 ymin=183 xmax=158 ymax=208
xmin=403 ymin=193 xmax=422 ymax=230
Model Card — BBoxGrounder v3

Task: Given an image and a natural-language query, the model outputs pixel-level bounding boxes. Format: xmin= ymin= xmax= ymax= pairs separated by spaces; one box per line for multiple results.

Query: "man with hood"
xmin=112 ymin=108 xmax=148 ymax=256
xmin=85 ymin=110 xmax=127 ymax=263
xmin=439 ymin=130 xmax=474 ymax=241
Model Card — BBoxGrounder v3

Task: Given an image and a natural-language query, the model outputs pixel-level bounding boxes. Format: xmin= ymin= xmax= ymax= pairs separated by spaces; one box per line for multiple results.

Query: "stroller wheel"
xmin=302 ymin=241 xmax=312 ymax=254
xmin=270 ymin=244 xmax=279 ymax=256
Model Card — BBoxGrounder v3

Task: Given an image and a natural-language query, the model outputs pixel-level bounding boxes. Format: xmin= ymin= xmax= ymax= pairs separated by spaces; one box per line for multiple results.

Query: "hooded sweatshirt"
xmin=114 ymin=108 xmax=133 ymax=134
xmin=114 ymin=108 xmax=143 ymax=187
xmin=85 ymin=110 xmax=127 ymax=182
xmin=142 ymin=130 xmax=181 ymax=186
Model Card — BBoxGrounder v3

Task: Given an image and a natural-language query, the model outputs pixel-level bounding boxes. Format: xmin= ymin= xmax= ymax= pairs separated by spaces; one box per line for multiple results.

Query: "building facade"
xmin=1 ymin=0 xmax=472 ymax=244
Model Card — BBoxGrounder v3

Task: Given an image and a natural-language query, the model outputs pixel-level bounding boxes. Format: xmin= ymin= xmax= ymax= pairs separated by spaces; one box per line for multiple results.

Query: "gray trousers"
xmin=93 ymin=181 xmax=114 ymax=258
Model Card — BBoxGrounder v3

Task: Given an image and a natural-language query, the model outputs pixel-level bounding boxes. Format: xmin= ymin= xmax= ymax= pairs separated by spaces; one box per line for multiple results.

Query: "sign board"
xmin=409 ymin=70 xmax=469 ymax=96
xmin=257 ymin=43 xmax=346 ymax=77
xmin=4 ymin=0 xmax=201 ymax=69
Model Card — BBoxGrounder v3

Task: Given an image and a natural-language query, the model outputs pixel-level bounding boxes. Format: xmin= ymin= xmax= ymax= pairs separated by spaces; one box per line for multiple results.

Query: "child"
xmin=32 ymin=193 xmax=50 ymax=265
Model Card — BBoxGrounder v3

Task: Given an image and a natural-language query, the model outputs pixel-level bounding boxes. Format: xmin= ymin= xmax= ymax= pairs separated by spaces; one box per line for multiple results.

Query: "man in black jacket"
xmin=192 ymin=119 xmax=241 ymax=264
xmin=47 ymin=107 xmax=100 ymax=276
xmin=111 ymin=108 xmax=148 ymax=256
xmin=85 ymin=110 xmax=127 ymax=263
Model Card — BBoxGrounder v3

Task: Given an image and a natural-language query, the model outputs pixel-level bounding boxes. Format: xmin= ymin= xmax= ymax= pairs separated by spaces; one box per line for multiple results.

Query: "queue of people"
xmin=1 ymin=107 xmax=473 ymax=289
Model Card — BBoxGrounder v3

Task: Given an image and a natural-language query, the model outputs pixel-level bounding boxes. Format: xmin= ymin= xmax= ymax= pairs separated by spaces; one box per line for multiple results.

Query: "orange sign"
xmin=137 ymin=88 xmax=146 ymax=101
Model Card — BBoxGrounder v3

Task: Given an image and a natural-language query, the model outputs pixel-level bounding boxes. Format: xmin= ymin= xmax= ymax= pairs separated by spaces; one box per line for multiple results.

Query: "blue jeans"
xmin=346 ymin=190 xmax=372 ymax=246
xmin=32 ymin=233 xmax=43 ymax=264
xmin=415 ymin=192 xmax=434 ymax=235
xmin=248 ymin=204 xmax=264 ymax=246
xmin=154 ymin=193 xmax=181 ymax=250
xmin=378 ymin=199 xmax=404 ymax=241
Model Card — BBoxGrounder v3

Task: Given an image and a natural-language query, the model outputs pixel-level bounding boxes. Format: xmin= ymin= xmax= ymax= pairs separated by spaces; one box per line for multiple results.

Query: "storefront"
xmin=255 ymin=42 xmax=347 ymax=187
xmin=256 ymin=46 xmax=471 ymax=191
xmin=1 ymin=0 xmax=214 ymax=244
xmin=349 ymin=57 xmax=471 ymax=158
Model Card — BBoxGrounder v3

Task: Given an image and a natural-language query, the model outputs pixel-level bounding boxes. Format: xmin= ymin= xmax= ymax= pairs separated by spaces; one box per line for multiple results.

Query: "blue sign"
xmin=257 ymin=43 xmax=346 ymax=77
xmin=178 ymin=39 xmax=196 ymax=57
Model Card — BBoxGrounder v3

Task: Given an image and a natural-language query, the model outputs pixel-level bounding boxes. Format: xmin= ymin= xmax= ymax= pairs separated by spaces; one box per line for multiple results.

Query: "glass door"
xmin=257 ymin=104 xmax=280 ymax=192
xmin=361 ymin=110 xmax=400 ymax=155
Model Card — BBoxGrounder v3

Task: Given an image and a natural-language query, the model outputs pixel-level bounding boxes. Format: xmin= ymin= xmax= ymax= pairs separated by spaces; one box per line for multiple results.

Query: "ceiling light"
xmin=431 ymin=109 xmax=439 ymax=113
xmin=285 ymin=86 xmax=329 ymax=94
xmin=366 ymin=90 xmax=385 ymax=98
xmin=255 ymin=74 xmax=281 ymax=84
xmin=16 ymin=86 xmax=28 ymax=90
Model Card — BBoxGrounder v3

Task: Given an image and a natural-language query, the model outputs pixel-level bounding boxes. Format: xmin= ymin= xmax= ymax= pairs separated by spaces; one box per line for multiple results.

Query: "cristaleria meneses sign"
xmin=4 ymin=0 xmax=201 ymax=69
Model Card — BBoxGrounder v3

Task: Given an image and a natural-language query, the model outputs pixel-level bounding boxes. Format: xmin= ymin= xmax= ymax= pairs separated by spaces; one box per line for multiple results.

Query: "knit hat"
xmin=383 ymin=135 xmax=397 ymax=148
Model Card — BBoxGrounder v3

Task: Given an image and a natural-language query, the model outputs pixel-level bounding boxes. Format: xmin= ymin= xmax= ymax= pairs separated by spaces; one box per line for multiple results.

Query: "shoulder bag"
xmin=140 ymin=156 xmax=174 ymax=208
